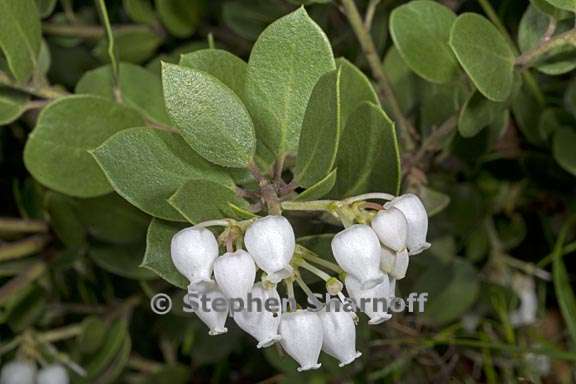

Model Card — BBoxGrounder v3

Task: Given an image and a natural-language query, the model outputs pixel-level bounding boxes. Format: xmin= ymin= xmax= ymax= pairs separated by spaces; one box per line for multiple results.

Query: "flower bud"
xmin=0 ymin=360 xmax=36 ymax=384
xmin=187 ymin=281 xmax=228 ymax=335
xmin=233 ymin=283 xmax=282 ymax=348
xmin=244 ymin=215 xmax=295 ymax=283
xmin=331 ymin=225 xmax=385 ymax=289
xmin=370 ymin=207 xmax=408 ymax=251
xmin=384 ymin=194 xmax=430 ymax=255
xmin=345 ymin=275 xmax=392 ymax=324
xmin=214 ymin=250 xmax=256 ymax=300
xmin=37 ymin=364 xmax=68 ymax=384
xmin=171 ymin=227 xmax=219 ymax=287
xmin=318 ymin=306 xmax=361 ymax=367
xmin=279 ymin=310 xmax=323 ymax=371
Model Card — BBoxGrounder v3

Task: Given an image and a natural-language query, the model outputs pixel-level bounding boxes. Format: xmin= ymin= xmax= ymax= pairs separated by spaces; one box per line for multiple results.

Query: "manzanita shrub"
xmin=1 ymin=0 xmax=576 ymax=382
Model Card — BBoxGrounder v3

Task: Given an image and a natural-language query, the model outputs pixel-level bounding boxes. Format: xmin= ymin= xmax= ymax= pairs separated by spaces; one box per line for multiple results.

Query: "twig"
xmin=0 ymin=262 xmax=47 ymax=305
xmin=0 ymin=71 xmax=67 ymax=99
xmin=340 ymin=0 xmax=417 ymax=150
xmin=0 ymin=235 xmax=50 ymax=262
xmin=516 ymin=28 xmax=576 ymax=67
xmin=364 ymin=0 xmax=381 ymax=30
xmin=0 ymin=218 xmax=48 ymax=234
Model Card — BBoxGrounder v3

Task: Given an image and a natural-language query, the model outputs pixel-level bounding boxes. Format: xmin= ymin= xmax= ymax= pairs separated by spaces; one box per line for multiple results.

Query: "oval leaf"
xmin=168 ymin=179 xmax=249 ymax=223
xmin=142 ymin=218 xmax=189 ymax=288
xmin=553 ymin=128 xmax=576 ymax=176
xmin=162 ymin=63 xmax=256 ymax=168
xmin=92 ymin=127 xmax=233 ymax=221
xmin=449 ymin=13 xmax=515 ymax=102
xmin=458 ymin=91 xmax=506 ymax=138
xmin=179 ymin=49 xmax=247 ymax=98
xmin=24 ymin=95 xmax=145 ymax=198
xmin=0 ymin=0 xmax=41 ymax=82
xmin=332 ymin=102 xmax=401 ymax=197
xmin=244 ymin=7 xmax=335 ymax=157
xmin=0 ymin=88 xmax=28 ymax=125
xmin=390 ymin=0 xmax=459 ymax=84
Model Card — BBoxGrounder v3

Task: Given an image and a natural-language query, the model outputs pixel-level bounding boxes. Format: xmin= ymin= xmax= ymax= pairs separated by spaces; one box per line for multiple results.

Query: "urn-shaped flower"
xmin=0 ymin=360 xmax=36 ymax=384
xmin=244 ymin=215 xmax=295 ymax=283
xmin=331 ymin=225 xmax=385 ymax=289
xmin=37 ymin=365 xmax=69 ymax=384
xmin=171 ymin=227 xmax=219 ymax=287
xmin=186 ymin=281 xmax=228 ymax=335
xmin=318 ymin=306 xmax=362 ymax=367
xmin=214 ymin=250 xmax=256 ymax=300
xmin=381 ymin=247 xmax=409 ymax=280
xmin=279 ymin=310 xmax=323 ymax=371
xmin=385 ymin=194 xmax=430 ymax=255
xmin=371 ymin=207 xmax=408 ymax=252
xmin=345 ymin=275 xmax=392 ymax=324
xmin=233 ymin=283 xmax=282 ymax=348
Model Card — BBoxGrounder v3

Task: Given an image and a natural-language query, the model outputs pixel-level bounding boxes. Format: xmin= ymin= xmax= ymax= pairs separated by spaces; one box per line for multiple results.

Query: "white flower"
xmin=233 ymin=283 xmax=282 ymax=348
xmin=171 ymin=227 xmax=219 ymax=287
xmin=384 ymin=194 xmax=430 ymax=255
xmin=318 ymin=305 xmax=361 ymax=367
xmin=213 ymin=250 xmax=256 ymax=300
xmin=345 ymin=274 xmax=392 ymax=325
xmin=510 ymin=274 xmax=537 ymax=327
xmin=331 ymin=225 xmax=385 ymax=289
xmin=244 ymin=215 xmax=295 ymax=283
xmin=279 ymin=310 xmax=323 ymax=371
xmin=37 ymin=365 xmax=68 ymax=384
xmin=384 ymin=248 xmax=409 ymax=280
xmin=186 ymin=281 xmax=228 ymax=335
xmin=0 ymin=360 xmax=36 ymax=384
xmin=370 ymin=207 xmax=408 ymax=251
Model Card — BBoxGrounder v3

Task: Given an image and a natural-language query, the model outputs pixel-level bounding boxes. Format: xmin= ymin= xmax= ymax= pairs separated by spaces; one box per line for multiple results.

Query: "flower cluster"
xmin=0 ymin=361 xmax=68 ymax=384
xmin=170 ymin=193 xmax=429 ymax=371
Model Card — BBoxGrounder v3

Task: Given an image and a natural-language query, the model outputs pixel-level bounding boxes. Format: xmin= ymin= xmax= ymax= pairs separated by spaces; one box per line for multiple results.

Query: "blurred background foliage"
xmin=1 ymin=0 xmax=576 ymax=382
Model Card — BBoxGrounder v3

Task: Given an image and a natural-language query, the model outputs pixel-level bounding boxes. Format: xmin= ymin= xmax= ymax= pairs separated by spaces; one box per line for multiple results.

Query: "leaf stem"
xmin=296 ymin=259 xmax=332 ymax=281
xmin=0 ymin=235 xmax=50 ymax=262
xmin=95 ymin=0 xmax=120 ymax=99
xmin=340 ymin=0 xmax=417 ymax=151
xmin=193 ymin=219 xmax=232 ymax=228
xmin=516 ymin=28 xmax=576 ymax=67
xmin=0 ymin=71 xmax=67 ymax=99
xmin=343 ymin=192 xmax=395 ymax=204
xmin=0 ymin=218 xmax=48 ymax=234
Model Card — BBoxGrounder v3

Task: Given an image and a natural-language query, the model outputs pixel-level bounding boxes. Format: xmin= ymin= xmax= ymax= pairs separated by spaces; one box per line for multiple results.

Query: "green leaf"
xmin=414 ymin=257 xmax=480 ymax=326
xmin=142 ymin=219 xmax=188 ymax=288
xmin=552 ymin=217 xmax=576 ymax=346
xmin=566 ymin=78 xmax=576 ymax=118
xmin=382 ymin=46 xmax=417 ymax=115
xmin=45 ymin=192 xmax=87 ymax=250
xmin=332 ymin=102 xmax=400 ymax=197
xmin=390 ymin=0 xmax=459 ymax=84
xmin=76 ymin=62 xmax=170 ymax=124
xmin=244 ymin=7 xmax=335 ymax=157
xmin=519 ymin=5 xmax=576 ymax=76
xmin=0 ymin=88 xmax=28 ymax=125
xmin=512 ymin=83 xmax=544 ymax=145
xmin=449 ymin=13 xmax=515 ymax=102
xmin=169 ymin=179 xmax=249 ymax=223
xmin=35 ymin=0 xmax=56 ymax=18
xmin=295 ymin=58 xmax=379 ymax=187
xmin=222 ymin=0 xmax=284 ymax=41
xmin=418 ymin=185 xmax=450 ymax=217
xmin=89 ymin=242 xmax=155 ymax=280
xmin=162 ymin=63 xmax=256 ymax=168
xmin=24 ymin=95 xmax=145 ymax=198
xmin=76 ymin=193 xmax=149 ymax=244
xmin=92 ymin=127 xmax=233 ymax=221
xmin=0 ymin=0 xmax=41 ymax=82
xmin=155 ymin=0 xmax=204 ymax=38
xmin=294 ymin=69 xmax=341 ymax=188
xmin=93 ymin=28 xmax=162 ymax=64
xmin=553 ymin=128 xmax=576 ymax=176
xmin=123 ymin=0 xmax=157 ymax=25
xmin=179 ymin=49 xmax=247 ymax=98
xmin=531 ymin=0 xmax=572 ymax=18
xmin=458 ymin=91 xmax=506 ymax=138
xmin=543 ymin=0 xmax=576 ymax=11
xmin=294 ymin=169 xmax=337 ymax=201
